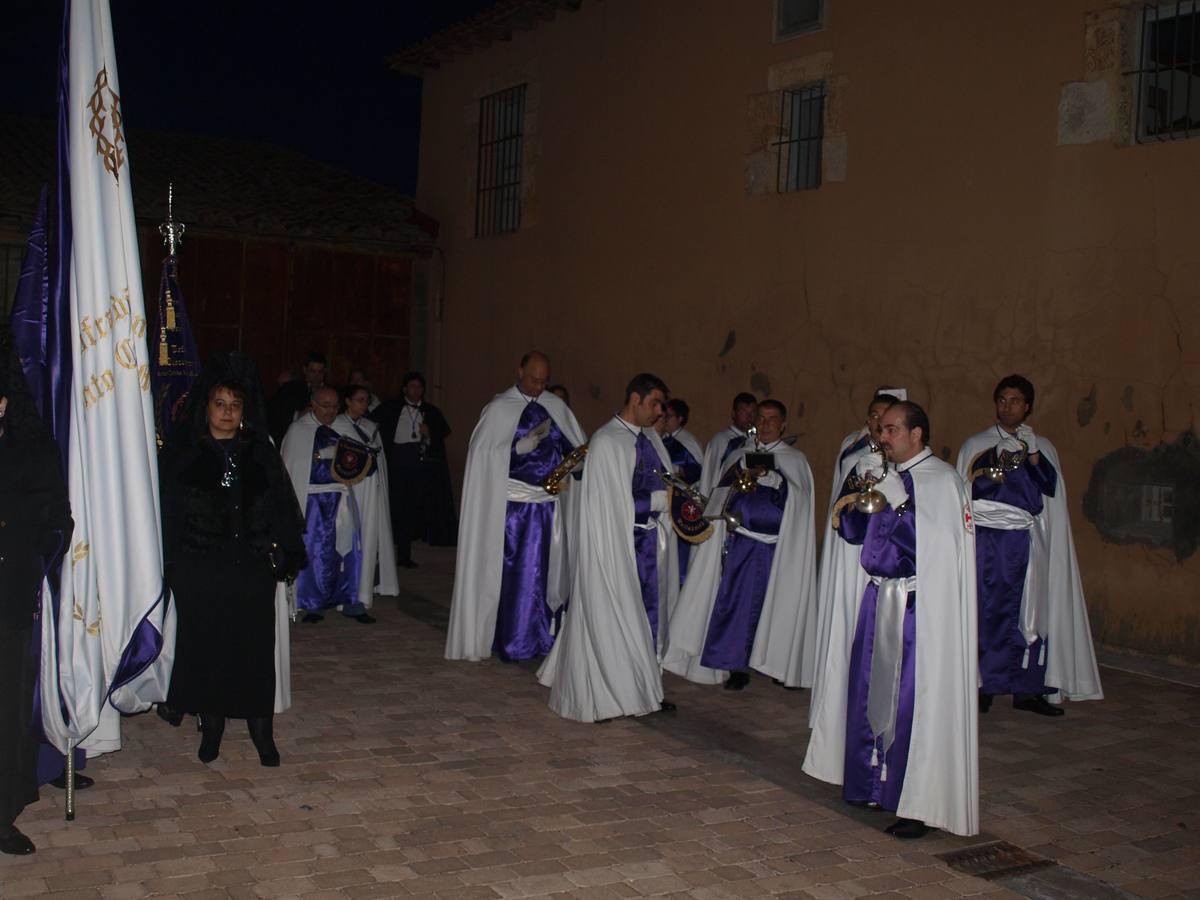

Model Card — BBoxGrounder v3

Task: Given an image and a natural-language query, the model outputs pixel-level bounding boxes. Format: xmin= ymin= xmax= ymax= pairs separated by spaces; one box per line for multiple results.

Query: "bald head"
xmin=517 ymin=351 xmax=550 ymax=398
xmin=311 ymin=385 xmax=339 ymax=425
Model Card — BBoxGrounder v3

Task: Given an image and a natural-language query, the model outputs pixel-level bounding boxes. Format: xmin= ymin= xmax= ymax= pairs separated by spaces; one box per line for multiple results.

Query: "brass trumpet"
xmin=542 ymin=443 xmax=588 ymax=495
xmin=831 ymin=450 xmax=889 ymax=528
xmin=968 ymin=439 xmax=1028 ymax=484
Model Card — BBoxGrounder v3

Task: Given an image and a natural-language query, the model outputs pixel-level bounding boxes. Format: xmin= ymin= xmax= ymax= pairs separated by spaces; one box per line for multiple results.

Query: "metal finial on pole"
xmin=159 ymin=182 xmax=185 ymax=257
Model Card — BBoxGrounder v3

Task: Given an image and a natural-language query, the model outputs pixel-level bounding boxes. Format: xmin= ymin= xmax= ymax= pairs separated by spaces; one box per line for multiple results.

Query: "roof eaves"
xmin=388 ymin=0 xmax=582 ymax=73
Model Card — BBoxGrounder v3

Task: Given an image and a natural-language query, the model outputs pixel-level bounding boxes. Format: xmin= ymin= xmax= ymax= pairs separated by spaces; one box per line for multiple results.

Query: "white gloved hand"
xmin=650 ymin=490 xmax=669 ymax=513
xmin=876 ymin=470 xmax=909 ymax=510
xmin=514 ymin=433 xmax=541 ymax=455
xmin=756 ymin=470 xmax=783 ymax=490
xmin=854 ymin=453 xmax=885 ymax=482
xmin=996 ymin=434 xmax=1023 ymax=455
xmin=1015 ymin=423 xmax=1039 ymax=455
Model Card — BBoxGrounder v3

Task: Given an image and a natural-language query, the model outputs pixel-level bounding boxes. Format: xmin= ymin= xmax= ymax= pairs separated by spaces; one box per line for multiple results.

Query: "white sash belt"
xmin=506 ymin=477 xmax=558 ymax=504
xmin=307 ymin=481 xmax=358 ymax=556
xmin=866 ymin=574 xmax=917 ymax=774
xmin=733 ymin=526 xmax=780 ymax=545
xmin=971 ymin=499 xmax=1050 ymax=664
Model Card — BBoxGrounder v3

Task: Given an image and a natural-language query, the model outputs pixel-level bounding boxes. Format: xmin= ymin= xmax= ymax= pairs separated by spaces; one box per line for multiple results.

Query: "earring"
xmin=238 ymin=420 xmax=245 ymax=431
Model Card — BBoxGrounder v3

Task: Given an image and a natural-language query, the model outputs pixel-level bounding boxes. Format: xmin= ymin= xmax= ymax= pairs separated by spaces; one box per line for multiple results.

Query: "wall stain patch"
xmin=750 ymin=371 xmax=772 ymax=396
xmin=1121 ymin=385 xmax=1134 ymax=411
xmin=1082 ymin=431 xmax=1200 ymax=561
xmin=1077 ymin=384 xmax=1098 ymax=427
xmin=718 ymin=330 xmax=736 ymax=357
xmin=587 ymin=383 xmax=601 ymax=401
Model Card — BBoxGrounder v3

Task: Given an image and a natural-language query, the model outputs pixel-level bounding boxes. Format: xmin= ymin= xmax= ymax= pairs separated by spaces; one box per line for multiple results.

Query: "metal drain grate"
xmin=937 ymin=840 xmax=1056 ymax=880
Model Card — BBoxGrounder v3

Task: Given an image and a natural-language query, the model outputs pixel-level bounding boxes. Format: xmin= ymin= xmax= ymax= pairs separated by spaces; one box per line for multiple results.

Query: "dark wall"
xmin=138 ymin=229 xmax=422 ymax=399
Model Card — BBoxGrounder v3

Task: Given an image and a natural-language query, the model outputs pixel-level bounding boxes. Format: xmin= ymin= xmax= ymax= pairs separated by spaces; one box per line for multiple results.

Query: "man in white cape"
xmin=807 ymin=391 xmax=902 ymax=739
xmin=656 ymin=397 xmax=705 ymax=584
xmin=955 ymin=374 xmax=1102 ymax=714
xmin=699 ymin=392 xmax=758 ymax=494
xmin=333 ymin=384 xmax=400 ymax=620
xmin=538 ymin=373 xmax=679 ymax=722
xmin=803 ymin=401 xmax=978 ymax=839
xmin=446 ymin=352 xmax=586 ymax=661
xmin=279 ymin=387 xmax=364 ymax=626
xmin=663 ymin=399 xmax=817 ymax=689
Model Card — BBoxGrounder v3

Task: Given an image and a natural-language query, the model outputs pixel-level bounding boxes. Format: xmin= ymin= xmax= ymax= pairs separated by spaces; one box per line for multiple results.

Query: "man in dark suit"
xmin=370 ymin=371 xmax=457 ymax=566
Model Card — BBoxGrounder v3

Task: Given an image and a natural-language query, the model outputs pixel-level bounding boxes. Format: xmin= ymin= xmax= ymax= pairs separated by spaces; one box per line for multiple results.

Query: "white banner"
xmin=40 ymin=0 xmax=176 ymax=757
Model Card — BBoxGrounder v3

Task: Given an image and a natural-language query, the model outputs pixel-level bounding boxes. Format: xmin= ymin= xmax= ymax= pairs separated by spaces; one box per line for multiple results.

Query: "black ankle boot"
xmin=197 ymin=714 xmax=225 ymax=763
xmin=247 ymin=716 xmax=280 ymax=767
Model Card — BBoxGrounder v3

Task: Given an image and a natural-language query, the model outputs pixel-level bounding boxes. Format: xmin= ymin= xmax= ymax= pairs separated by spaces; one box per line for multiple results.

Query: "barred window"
xmin=776 ymin=83 xmax=824 ymax=192
xmin=476 ymin=84 xmax=527 ymax=237
xmin=1134 ymin=2 xmax=1200 ymax=141
xmin=776 ymin=0 xmax=824 ymax=40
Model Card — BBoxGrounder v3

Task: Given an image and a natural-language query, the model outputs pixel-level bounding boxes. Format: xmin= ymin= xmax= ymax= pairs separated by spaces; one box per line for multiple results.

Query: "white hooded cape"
xmin=334 ymin=414 xmax=400 ymax=609
xmin=803 ymin=450 xmax=979 ymax=837
xmin=662 ymin=442 xmax=817 ymax=687
xmin=446 ymin=387 xmax=586 ymax=661
xmin=700 ymin=426 xmax=745 ymax=494
xmin=807 ymin=430 xmax=878 ymax=736
xmin=956 ymin=428 xmax=1103 ymax=702
xmin=537 ymin=417 xmax=679 ymax=721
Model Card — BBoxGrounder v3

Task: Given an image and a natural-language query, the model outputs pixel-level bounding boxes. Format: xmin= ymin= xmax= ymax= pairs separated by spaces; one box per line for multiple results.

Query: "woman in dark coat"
xmin=159 ymin=353 xmax=305 ymax=766
xmin=0 ymin=365 xmax=72 ymax=855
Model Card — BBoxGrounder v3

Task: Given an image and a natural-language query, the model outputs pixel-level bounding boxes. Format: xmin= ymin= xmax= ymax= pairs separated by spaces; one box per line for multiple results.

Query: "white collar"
xmin=895 ymin=447 xmax=933 ymax=473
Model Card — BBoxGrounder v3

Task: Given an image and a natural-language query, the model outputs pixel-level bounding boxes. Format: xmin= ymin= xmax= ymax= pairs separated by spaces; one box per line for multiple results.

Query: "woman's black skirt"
xmin=167 ymin=554 xmax=276 ymax=719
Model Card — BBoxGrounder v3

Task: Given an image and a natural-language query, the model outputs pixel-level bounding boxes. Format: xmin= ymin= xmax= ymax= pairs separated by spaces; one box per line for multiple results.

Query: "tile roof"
xmin=388 ymin=0 xmax=582 ymax=73
xmin=0 ymin=115 xmax=438 ymax=252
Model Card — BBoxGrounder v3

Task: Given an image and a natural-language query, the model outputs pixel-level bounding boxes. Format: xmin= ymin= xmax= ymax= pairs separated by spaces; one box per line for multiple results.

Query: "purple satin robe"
xmin=700 ymin=463 xmax=787 ymax=671
xmin=296 ymin=425 xmax=362 ymax=611
xmin=493 ymin=403 xmax=575 ymax=661
xmin=970 ymin=447 xmax=1058 ymax=695
xmin=836 ymin=468 xmax=918 ymax=811
xmin=662 ymin=432 xmax=703 ymax=584
xmin=632 ymin=433 xmax=664 ymax=643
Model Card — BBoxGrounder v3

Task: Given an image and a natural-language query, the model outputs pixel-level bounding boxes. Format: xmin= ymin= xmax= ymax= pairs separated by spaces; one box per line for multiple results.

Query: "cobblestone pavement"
xmin=2 ymin=545 xmax=1197 ymax=899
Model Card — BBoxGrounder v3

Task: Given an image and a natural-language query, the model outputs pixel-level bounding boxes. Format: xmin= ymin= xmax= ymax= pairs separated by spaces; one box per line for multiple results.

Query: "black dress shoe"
xmin=197 ymin=714 xmax=225 ymax=764
xmin=353 ymin=613 xmax=376 ymax=624
xmin=724 ymin=672 xmax=751 ymax=691
xmin=0 ymin=827 xmax=35 ymax=855
xmin=49 ymin=772 xmax=94 ymax=790
xmin=659 ymin=700 xmax=677 ymax=712
xmin=301 ymin=612 xmax=324 ymax=624
xmin=979 ymin=691 xmax=993 ymax=714
xmin=156 ymin=703 xmax=184 ymax=727
xmin=885 ymin=818 xmax=932 ymax=839
xmin=1013 ymin=694 xmax=1065 ymax=717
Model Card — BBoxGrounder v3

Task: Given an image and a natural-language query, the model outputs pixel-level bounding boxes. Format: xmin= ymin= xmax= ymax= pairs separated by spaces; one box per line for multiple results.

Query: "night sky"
xmin=3 ymin=1 xmax=495 ymax=194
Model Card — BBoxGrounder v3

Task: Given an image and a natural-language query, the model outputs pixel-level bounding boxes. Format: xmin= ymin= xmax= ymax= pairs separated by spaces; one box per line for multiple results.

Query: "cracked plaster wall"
xmin=416 ymin=0 xmax=1200 ymax=663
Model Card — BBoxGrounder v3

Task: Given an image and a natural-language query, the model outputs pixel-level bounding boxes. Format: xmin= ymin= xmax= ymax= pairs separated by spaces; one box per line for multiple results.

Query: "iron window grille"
xmin=776 ymin=0 xmax=824 ymax=40
xmin=1133 ymin=2 xmax=1200 ymax=141
xmin=775 ymin=83 xmax=825 ymax=192
xmin=476 ymin=84 xmax=527 ymax=237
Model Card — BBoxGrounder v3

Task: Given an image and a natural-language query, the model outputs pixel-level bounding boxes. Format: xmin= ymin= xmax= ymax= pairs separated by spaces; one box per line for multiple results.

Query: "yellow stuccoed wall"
xmin=412 ymin=0 xmax=1200 ymax=663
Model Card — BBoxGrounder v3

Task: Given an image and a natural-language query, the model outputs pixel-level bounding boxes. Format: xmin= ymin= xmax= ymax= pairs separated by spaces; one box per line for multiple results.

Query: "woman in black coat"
xmin=159 ymin=354 xmax=305 ymax=766
xmin=0 ymin=369 xmax=72 ymax=855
